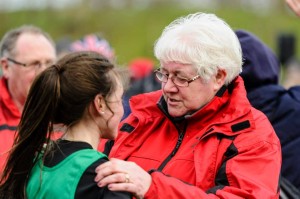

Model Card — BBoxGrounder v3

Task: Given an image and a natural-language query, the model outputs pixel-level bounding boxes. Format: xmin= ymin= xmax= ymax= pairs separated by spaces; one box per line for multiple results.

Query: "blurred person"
xmin=123 ymin=57 xmax=160 ymax=119
xmin=237 ymin=29 xmax=300 ymax=191
xmin=282 ymin=58 xmax=300 ymax=88
xmin=127 ymin=57 xmax=160 ymax=93
xmin=94 ymin=12 xmax=281 ymax=198
xmin=128 ymin=57 xmax=155 ymax=81
xmin=0 ymin=51 xmax=131 ymax=199
xmin=0 ymin=25 xmax=57 ymax=172
xmin=286 ymin=0 xmax=300 ymax=17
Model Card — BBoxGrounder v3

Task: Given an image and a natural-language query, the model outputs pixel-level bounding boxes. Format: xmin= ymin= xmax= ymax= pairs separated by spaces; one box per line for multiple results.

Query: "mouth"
xmin=167 ymin=97 xmax=180 ymax=105
xmin=169 ymin=98 xmax=178 ymax=102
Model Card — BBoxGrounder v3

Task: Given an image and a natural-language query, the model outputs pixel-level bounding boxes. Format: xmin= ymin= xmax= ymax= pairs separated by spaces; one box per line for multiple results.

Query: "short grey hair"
xmin=0 ymin=24 xmax=55 ymax=57
xmin=154 ymin=12 xmax=242 ymax=85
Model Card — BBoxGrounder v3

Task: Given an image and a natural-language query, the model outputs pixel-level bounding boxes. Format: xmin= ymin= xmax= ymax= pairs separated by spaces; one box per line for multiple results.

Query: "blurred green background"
xmin=0 ymin=0 xmax=299 ymax=68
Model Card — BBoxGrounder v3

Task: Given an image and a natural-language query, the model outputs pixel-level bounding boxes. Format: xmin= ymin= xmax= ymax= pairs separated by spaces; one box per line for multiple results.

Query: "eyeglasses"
xmin=154 ymin=69 xmax=201 ymax=87
xmin=7 ymin=57 xmax=53 ymax=70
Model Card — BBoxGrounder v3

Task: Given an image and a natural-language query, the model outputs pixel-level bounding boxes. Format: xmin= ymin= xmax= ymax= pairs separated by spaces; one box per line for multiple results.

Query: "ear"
xmin=1 ymin=58 xmax=10 ymax=79
xmin=93 ymin=94 xmax=106 ymax=114
xmin=213 ymin=69 xmax=227 ymax=92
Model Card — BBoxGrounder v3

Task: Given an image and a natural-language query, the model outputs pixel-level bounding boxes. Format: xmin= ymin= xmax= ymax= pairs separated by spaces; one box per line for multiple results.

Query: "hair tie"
xmin=53 ymin=64 xmax=61 ymax=72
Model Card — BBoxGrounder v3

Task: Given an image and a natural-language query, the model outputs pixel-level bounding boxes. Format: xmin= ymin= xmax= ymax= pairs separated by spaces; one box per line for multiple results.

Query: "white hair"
xmin=154 ymin=12 xmax=242 ymax=85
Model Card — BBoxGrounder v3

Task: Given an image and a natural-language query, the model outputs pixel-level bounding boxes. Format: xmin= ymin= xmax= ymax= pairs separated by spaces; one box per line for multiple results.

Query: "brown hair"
xmin=0 ymin=51 xmax=120 ymax=199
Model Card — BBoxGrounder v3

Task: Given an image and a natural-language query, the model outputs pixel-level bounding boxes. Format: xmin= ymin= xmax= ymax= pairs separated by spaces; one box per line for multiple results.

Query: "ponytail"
xmin=0 ymin=65 xmax=61 ymax=199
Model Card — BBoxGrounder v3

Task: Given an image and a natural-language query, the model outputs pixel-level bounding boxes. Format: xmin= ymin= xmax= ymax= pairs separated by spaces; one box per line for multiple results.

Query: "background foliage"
xmin=0 ymin=2 xmax=299 ymax=68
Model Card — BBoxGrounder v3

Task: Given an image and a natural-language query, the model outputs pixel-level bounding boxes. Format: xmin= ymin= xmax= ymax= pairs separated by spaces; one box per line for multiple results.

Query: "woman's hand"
xmin=95 ymin=158 xmax=152 ymax=199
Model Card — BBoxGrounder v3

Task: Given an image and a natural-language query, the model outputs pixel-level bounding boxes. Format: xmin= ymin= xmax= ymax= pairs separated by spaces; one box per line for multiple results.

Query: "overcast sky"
xmin=0 ymin=0 xmax=277 ymax=13
xmin=0 ymin=0 xmax=81 ymax=11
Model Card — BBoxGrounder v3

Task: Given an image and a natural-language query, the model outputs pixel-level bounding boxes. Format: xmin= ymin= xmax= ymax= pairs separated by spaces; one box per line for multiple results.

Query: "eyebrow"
xmin=160 ymin=68 xmax=191 ymax=77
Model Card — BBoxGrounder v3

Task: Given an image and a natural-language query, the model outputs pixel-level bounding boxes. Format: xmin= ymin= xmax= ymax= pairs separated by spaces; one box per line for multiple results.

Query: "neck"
xmin=15 ymin=100 xmax=24 ymax=113
xmin=7 ymin=83 xmax=26 ymax=113
xmin=63 ymin=121 xmax=100 ymax=149
xmin=8 ymin=85 xmax=24 ymax=113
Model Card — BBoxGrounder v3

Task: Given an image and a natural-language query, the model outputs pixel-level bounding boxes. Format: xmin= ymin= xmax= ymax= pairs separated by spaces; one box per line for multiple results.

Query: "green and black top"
xmin=26 ymin=140 xmax=132 ymax=199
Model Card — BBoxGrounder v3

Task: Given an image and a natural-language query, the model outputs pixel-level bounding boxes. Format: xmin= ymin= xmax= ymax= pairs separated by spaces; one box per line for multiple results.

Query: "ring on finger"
xmin=124 ymin=173 xmax=130 ymax=183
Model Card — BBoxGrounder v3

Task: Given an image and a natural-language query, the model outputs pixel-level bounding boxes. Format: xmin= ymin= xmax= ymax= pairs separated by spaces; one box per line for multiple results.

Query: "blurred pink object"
xmin=70 ymin=34 xmax=115 ymax=61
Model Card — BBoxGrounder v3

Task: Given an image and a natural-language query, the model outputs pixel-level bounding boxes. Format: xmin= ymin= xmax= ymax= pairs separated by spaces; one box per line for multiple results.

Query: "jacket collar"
xmin=0 ymin=78 xmax=21 ymax=124
xmin=130 ymin=76 xmax=253 ymax=136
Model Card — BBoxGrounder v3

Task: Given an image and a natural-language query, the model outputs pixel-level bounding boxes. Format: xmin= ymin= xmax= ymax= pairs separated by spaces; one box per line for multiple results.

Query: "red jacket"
xmin=110 ymin=76 xmax=281 ymax=199
xmin=0 ymin=78 xmax=20 ymax=172
xmin=0 ymin=78 xmax=62 ymax=173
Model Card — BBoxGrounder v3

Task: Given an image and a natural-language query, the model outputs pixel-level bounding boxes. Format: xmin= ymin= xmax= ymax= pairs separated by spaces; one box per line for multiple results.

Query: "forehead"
xmin=161 ymin=61 xmax=196 ymax=74
xmin=14 ymin=33 xmax=56 ymax=59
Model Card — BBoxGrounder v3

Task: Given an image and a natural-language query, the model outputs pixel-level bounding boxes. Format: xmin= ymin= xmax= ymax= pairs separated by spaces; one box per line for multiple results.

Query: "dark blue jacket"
xmin=237 ymin=29 xmax=300 ymax=190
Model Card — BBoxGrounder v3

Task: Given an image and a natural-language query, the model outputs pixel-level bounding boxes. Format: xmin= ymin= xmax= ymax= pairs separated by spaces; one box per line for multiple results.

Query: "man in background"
xmin=0 ymin=25 xmax=56 ymax=172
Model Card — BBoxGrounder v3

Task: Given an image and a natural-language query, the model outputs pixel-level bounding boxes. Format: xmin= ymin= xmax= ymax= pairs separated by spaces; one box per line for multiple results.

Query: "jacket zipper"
xmin=157 ymin=124 xmax=186 ymax=171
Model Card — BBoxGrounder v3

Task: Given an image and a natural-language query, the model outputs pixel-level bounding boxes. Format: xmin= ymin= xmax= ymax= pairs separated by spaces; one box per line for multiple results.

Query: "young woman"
xmin=0 ymin=51 xmax=131 ymax=199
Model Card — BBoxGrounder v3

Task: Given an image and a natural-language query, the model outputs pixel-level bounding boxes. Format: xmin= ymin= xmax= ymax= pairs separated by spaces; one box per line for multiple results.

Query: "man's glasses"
xmin=7 ymin=57 xmax=53 ymax=70
xmin=154 ymin=69 xmax=201 ymax=87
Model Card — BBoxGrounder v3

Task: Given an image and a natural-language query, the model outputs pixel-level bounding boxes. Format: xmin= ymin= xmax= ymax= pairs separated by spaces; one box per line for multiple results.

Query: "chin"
xmin=169 ymin=112 xmax=185 ymax=118
xmin=101 ymin=131 xmax=118 ymax=140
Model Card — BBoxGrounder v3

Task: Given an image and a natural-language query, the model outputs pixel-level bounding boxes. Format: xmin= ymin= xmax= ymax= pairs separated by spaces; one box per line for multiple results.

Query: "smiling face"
xmin=160 ymin=61 xmax=225 ymax=117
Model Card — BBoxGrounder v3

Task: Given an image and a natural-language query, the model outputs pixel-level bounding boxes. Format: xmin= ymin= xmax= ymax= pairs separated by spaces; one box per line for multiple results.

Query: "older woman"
xmin=95 ymin=12 xmax=281 ymax=199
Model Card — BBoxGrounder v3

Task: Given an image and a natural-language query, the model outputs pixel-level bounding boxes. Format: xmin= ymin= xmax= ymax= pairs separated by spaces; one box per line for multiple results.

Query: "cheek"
xmin=10 ymin=71 xmax=32 ymax=89
xmin=17 ymin=70 xmax=36 ymax=83
xmin=182 ymin=95 xmax=201 ymax=110
xmin=183 ymin=85 xmax=214 ymax=109
xmin=23 ymin=74 xmax=37 ymax=91
xmin=107 ymin=113 xmax=123 ymax=139
xmin=118 ymin=101 xmax=124 ymax=116
xmin=111 ymin=103 xmax=124 ymax=123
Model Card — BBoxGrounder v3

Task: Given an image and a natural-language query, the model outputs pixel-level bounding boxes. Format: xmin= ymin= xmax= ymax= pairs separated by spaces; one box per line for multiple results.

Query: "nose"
xmin=162 ymin=77 xmax=178 ymax=93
